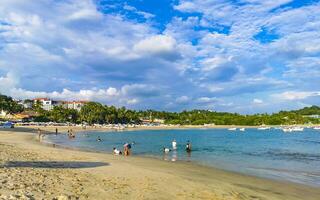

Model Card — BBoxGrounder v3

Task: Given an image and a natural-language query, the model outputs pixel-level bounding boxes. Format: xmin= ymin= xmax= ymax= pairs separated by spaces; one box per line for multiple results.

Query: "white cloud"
xmin=253 ymin=98 xmax=263 ymax=104
xmin=106 ymin=87 xmax=119 ymax=96
xmin=201 ymin=55 xmax=234 ymax=72
xmin=273 ymin=91 xmax=320 ymax=101
xmin=0 ymin=72 xmax=19 ymax=92
xmin=196 ymin=97 xmax=217 ymax=103
xmin=126 ymin=98 xmax=139 ymax=105
xmin=133 ymin=35 xmax=180 ymax=60
xmin=176 ymin=96 xmax=190 ymax=104
xmin=123 ymin=4 xmax=155 ymax=19
xmin=0 ymin=0 xmax=319 ymax=112
xmin=0 ymin=81 xmax=163 ymax=107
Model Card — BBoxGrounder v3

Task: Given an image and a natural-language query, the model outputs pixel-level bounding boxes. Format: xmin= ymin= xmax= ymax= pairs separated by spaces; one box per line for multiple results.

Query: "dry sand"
xmin=0 ymin=128 xmax=319 ymax=200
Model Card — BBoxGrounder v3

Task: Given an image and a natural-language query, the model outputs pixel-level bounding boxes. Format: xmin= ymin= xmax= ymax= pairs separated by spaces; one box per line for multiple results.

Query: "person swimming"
xmin=97 ymin=136 xmax=102 ymax=142
xmin=186 ymin=140 xmax=192 ymax=152
xmin=172 ymin=139 xmax=177 ymax=150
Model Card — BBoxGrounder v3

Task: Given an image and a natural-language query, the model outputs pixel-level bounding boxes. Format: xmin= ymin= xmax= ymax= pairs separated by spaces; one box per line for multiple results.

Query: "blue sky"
xmin=0 ymin=0 xmax=319 ymax=113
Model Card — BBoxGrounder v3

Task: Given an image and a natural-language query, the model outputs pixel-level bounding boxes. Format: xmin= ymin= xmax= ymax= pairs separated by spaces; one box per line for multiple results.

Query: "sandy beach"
xmin=0 ymin=128 xmax=319 ymax=200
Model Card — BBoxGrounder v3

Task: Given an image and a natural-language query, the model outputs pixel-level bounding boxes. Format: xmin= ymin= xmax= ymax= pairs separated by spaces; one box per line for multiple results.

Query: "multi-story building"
xmin=33 ymin=98 xmax=63 ymax=111
xmin=63 ymin=101 xmax=87 ymax=111
xmin=32 ymin=98 xmax=86 ymax=111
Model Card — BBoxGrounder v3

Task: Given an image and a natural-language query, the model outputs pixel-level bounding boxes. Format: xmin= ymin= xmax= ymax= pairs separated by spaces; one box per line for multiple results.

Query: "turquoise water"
xmin=45 ymin=128 xmax=320 ymax=186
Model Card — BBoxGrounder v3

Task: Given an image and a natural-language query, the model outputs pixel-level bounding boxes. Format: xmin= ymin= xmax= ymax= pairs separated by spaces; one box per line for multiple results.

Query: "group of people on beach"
xmin=163 ymin=140 xmax=192 ymax=153
xmin=111 ymin=139 xmax=191 ymax=156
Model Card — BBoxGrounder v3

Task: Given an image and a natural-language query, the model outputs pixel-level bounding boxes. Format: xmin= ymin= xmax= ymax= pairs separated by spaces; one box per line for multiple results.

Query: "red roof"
xmin=33 ymin=98 xmax=49 ymax=101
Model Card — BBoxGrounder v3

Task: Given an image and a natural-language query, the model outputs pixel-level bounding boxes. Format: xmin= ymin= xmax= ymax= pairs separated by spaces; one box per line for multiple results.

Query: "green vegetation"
xmin=35 ymin=106 xmax=79 ymax=123
xmin=0 ymin=94 xmax=23 ymax=115
xmin=79 ymin=103 xmax=140 ymax=124
xmin=31 ymin=102 xmax=141 ymax=124
xmin=160 ymin=110 xmax=319 ymax=125
xmin=0 ymin=93 xmax=319 ymax=125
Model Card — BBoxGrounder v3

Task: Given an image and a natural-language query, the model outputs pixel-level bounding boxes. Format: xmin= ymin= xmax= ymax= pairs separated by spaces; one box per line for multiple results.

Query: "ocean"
xmin=45 ymin=128 xmax=320 ymax=187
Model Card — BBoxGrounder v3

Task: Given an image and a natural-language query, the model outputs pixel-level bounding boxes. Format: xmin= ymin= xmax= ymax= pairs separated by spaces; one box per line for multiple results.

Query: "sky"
xmin=0 ymin=0 xmax=319 ymax=113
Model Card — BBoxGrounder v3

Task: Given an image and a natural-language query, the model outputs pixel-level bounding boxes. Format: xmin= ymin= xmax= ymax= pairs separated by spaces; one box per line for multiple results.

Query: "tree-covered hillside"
xmin=1 ymin=93 xmax=319 ymax=125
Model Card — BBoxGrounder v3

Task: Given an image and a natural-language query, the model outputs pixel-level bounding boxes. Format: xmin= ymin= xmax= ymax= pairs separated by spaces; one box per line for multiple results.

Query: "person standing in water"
xmin=37 ymin=128 xmax=41 ymax=141
xmin=186 ymin=140 xmax=192 ymax=152
xmin=123 ymin=143 xmax=129 ymax=156
xmin=172 ymin=139 xmax=177 ymax=150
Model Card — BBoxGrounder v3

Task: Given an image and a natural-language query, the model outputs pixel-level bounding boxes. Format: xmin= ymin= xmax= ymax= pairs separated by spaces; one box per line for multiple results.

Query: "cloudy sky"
xmin=0 ymin=0 xmax=319 ymax=113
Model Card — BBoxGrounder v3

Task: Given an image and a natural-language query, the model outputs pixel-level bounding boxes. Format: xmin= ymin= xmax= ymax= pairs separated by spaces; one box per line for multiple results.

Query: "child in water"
xmin=113 ymin=147 xmax=122 ymax=155
xmin=186 ymin=141 xmax=192 ymax=152
xmin=163 ymin=147 xmax=170 ymax=153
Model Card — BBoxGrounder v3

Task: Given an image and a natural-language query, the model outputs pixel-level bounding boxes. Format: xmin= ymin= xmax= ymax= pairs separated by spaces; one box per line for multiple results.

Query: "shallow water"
xmin=45 ymin=128 xmax=320 ymax=187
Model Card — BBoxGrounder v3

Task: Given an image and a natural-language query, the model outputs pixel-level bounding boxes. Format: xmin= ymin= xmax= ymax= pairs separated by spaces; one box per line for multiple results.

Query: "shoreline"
xmin=1 ymin=128 xmax=320 ymax=199
xmin=41 ymin=126 xmax=320 ymax=188
xmin=15 ymin=123 xmax=320 ymax=134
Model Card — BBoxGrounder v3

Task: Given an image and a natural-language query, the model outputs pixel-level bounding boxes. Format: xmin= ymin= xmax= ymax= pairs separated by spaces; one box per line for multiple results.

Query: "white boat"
xmin=257 ymin=126 xmax=271 ymax=130
xmin=282 ymin=127 xmax=293 ymax=133
xmin=239 ymin=128 xmax=245 ymax=131
xmin=228 ymin=128 xmax=237 ymax=131
xmin=292 ymin=127 xmax=304 ymax=132
xmin=282 ymin=127 xmax=304 ymax=132
xmin=313 ymin=126 xmax=320 ymax=130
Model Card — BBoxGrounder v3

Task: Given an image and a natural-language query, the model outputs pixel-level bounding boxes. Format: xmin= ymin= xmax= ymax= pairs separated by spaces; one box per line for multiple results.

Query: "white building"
xmin=33 ymin=98 xmax=86 ymax=111
xmin=63 ymin=101 xmax=87 ymax=111
xmin=33 ymin=98 xmax=63 ymax=111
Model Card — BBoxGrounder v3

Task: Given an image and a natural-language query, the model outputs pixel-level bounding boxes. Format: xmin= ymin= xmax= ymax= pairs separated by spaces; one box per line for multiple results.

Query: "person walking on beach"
xmin=186 ymin=140 xmax=192 ymax=152
xmin=55 ymin=128 xmax=58 ymax=135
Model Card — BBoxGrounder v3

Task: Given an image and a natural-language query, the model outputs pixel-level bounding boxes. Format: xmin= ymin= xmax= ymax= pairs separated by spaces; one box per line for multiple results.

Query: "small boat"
xmin=228 ymin=128 xmax=237 ymax=131
xmin=282 ymin=127 xmax=293 ymax=133
xmin=292 ymin=127 xmax=304 ymax=132
xmin=257 ymin=126 xmax=271 ymax=130
xmin=239 ymin=128 xmax=245 ymax=131
xmin=313 ymin=126 xmax=320 ymax=130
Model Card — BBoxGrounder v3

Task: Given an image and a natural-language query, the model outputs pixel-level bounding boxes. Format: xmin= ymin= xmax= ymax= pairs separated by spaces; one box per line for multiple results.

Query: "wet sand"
xmin=0 ymin=128 xmax=319 ymax=200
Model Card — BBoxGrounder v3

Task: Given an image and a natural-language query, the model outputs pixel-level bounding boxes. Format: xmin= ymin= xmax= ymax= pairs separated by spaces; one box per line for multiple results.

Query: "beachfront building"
xmin=32 ymin=98 xmax=86 ymax=111
xmin=63 ymin=101 xmax=87 ymax=111
xmin=33 ymin=98 xmax=63 ymax=111
xmin=140 ymin=118 xmax=165 ymax=125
